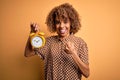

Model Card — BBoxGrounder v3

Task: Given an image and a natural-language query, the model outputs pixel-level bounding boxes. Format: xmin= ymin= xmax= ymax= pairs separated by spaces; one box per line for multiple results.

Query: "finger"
xmin=66 ymin=42 xmax=71 ymax=48
xmin=31 ymin=24 xmax=35 ymax=32
xmin=30 ymin=23 xmax=35 ymax=32
xmin=65 ymin=45 xmax=69 ymax=50
xmin=30 ymin=23 xmax=39 ymax=32
xmin=30 ymin=23 xmax=35 ymax=29
xmin=35 ymin=24 xmax=40 ymax=32
xmin=65 ymin=46 xmax=69 ymax=53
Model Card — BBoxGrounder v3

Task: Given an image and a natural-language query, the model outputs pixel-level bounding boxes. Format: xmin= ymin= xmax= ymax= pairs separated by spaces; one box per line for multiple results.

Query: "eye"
xmin=64 ymin=20 xmax=68 ymax=24
xmin=63 ymin=18 xmax=69 ymax=24
xmin=55 ymin=20 xmax=60 ymax=24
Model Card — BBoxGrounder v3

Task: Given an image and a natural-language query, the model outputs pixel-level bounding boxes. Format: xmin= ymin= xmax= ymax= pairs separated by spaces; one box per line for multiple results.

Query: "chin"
xmin=59 ymin=33 xmax=69 ymax=37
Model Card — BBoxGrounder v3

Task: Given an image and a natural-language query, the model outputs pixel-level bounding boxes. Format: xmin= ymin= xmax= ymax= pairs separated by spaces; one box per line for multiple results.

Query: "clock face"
xmin=31 ymin=36 xmax=43 ymax=48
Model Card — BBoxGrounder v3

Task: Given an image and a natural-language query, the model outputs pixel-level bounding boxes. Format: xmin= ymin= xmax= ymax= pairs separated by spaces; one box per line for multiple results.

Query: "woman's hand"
xmin=30 ymin=23 xmax=40 ymax=33
xmin=65 ymin=41 xmax=77 ymax=54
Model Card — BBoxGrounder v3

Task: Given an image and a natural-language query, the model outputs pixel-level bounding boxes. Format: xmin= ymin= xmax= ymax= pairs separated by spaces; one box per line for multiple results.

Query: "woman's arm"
xmin=71 ymin=51 xmax=90 ymax=78
xmin=24 ymin=37 xmax=36 ymax=57
xmin=65 ymin=41 xmax=90 ymax=78
xmin=24 ymin=23 xmax=40 ymax=57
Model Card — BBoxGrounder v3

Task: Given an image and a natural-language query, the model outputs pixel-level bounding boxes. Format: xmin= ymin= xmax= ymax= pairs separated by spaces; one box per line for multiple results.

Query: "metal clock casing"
xmin=30 ymin=32 xmax=45 ymax=49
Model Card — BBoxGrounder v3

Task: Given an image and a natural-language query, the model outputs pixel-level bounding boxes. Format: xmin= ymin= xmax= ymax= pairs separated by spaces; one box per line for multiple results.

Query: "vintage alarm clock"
xmin=29 ymin=32 xmax=45 ymax=49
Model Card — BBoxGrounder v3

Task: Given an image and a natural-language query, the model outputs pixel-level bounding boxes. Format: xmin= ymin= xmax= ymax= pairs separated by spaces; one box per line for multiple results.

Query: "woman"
xmin=25 ymin=3 xmax=90 ymax=80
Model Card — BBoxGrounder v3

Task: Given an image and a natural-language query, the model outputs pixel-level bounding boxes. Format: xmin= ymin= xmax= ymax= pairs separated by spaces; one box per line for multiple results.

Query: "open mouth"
xmin=60 ymin=29 xmax=66 ymax=34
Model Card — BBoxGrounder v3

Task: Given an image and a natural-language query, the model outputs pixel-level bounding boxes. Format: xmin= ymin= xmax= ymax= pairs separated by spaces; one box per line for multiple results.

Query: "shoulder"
xmin=45 ymin=35 xmax=57 ymax=42
xmin=73 ymin=35 xmax=86 ymax=43
xmin=72 ymin=35 xmax=87 ymax=46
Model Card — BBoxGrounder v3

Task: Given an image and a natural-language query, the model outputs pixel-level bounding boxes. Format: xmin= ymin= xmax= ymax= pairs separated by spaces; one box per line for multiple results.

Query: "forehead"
xmin=55 ymin=15 xmax=69 ymax=21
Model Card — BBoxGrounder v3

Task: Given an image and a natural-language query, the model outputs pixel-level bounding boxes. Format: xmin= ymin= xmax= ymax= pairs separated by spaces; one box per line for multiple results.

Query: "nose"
xmin=60 ymin=22 xmax=64 ymax=28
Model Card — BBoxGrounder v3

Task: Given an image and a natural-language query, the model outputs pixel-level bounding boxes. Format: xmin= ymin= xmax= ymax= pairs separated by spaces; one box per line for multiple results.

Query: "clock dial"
xmin=31 ymin=36 xmax=43 ymax=48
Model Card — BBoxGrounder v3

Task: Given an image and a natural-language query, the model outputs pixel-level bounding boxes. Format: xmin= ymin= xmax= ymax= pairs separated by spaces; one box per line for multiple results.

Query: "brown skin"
xmin=55 ymin=18 xmax=70 ymax=39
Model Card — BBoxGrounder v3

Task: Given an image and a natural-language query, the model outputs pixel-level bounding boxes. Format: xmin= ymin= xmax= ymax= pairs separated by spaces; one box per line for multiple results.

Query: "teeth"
xmin=60 ymin=30 xmax=66 ymax=33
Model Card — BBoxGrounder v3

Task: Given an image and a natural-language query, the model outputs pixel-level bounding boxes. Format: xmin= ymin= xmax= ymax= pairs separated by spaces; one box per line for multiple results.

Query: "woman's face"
xmin=55 ymin=18 xmax=71 ymax=38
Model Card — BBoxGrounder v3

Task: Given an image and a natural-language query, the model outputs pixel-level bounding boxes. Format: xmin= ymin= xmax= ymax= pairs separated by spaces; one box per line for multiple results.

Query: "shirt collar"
xmin=56 ymin=34 xmax=74 ymax=42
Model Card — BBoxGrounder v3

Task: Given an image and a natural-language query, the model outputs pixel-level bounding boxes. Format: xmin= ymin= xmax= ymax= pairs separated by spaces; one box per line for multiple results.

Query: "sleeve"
xmin=35 ymin=37 xmax=51 ymax=60
xmin=78 ymin=40 xmax=89 ymax=64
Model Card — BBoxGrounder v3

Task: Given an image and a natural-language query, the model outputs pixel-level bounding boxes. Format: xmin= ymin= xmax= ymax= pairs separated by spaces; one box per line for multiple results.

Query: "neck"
xmin=58 ymin=34 xmax=70 ymax=40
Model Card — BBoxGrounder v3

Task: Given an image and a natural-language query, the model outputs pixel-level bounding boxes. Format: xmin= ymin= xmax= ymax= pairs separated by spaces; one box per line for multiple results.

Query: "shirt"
xmin=37 ymin=34 xmax=89 ymax=80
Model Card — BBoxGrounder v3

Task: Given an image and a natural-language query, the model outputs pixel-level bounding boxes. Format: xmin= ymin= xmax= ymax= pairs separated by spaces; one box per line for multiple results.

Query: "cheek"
xmin=66 ymin=22 xmax=71 ymax=28
xmin=66 ymin=24 xmax=71 ymax=30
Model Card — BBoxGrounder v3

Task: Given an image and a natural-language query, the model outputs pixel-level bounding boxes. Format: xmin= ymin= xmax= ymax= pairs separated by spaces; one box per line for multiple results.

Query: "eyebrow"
xmin=55 ymin=17 xmax=69 ymax=22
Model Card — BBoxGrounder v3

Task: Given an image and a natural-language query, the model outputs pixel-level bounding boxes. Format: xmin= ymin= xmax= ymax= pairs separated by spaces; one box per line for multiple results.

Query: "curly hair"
xmin=45 ymin=3 xmax=81 ymax=34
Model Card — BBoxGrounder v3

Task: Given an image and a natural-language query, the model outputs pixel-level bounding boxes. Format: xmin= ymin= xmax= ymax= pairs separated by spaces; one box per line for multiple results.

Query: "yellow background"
xmin=0 ymin=0 xmax=120 ymax=80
